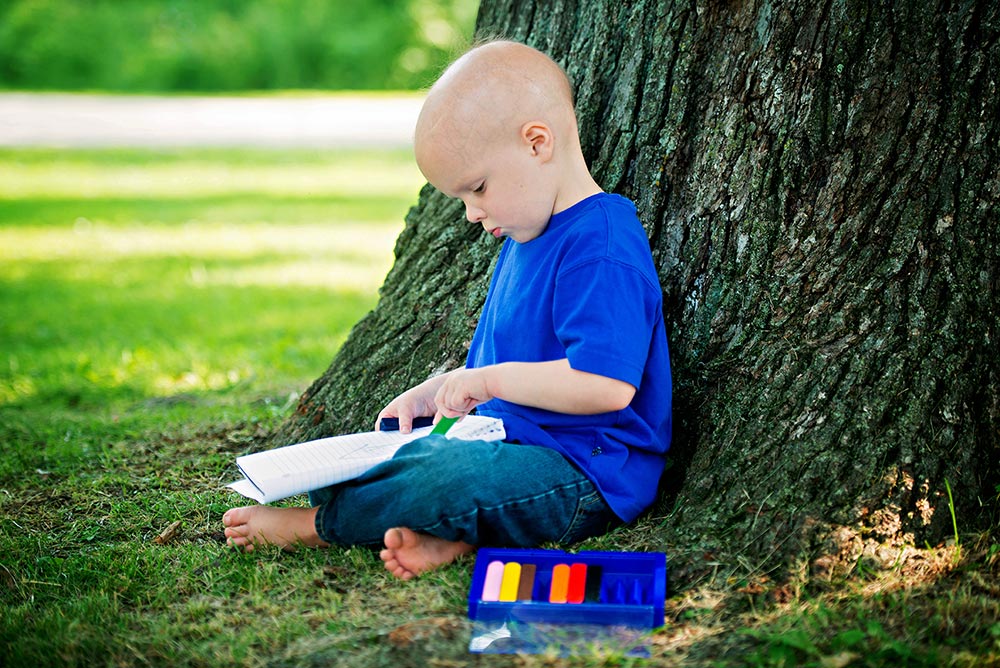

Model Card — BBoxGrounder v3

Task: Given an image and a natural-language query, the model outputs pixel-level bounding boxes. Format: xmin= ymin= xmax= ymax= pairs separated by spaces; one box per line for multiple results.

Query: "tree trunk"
xmin=275 ymin=0 xmax=999 ymax=581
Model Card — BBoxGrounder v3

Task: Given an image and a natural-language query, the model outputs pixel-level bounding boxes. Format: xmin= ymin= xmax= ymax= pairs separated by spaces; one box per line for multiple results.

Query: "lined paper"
xmin=227 ymin=415 xmax=505 ymax=503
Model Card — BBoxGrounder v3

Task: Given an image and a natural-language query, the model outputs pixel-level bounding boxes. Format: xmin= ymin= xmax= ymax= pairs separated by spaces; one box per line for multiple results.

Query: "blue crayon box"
xmin=467 ymin=547 xmax=667 ymax=629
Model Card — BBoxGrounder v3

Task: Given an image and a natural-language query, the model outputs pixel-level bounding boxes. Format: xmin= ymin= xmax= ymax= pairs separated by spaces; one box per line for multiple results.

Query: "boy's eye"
xmin=473 ymin=182 xmax=485 ymax=193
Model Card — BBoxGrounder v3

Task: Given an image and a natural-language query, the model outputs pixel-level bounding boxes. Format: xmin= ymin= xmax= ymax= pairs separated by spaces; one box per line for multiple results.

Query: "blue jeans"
xmin=309 ymin=435 xmax=620 ymax=548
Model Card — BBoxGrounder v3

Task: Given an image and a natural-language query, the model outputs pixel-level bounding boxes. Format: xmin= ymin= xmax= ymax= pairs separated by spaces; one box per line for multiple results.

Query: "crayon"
xmin=549 ymin=563 xmax=570 ymax=603
xmin=431 ymin=415 xmax=459 ymax=435
xmin=516 ymin=563 xmax=536 ymax=601
xmin=584 ymin=564 xmax=603 ymax=602
xmin=378 ymin=416 xmax=434 ymax=431
xmin=499 ymin=562 xmax=521 ymax=602
xmin=566 ymin=563 xmax=587 ymax=604
xmin=481 ymin=560 xmax=504 ymax=601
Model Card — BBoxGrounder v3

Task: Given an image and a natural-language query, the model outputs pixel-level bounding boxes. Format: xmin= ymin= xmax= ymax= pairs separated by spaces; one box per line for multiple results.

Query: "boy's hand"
xmin=376 ymin=369 xmax=458 ymax=433
xmin=434 ymin=368 xmax=493 ymax=418
xmin=377 ymin=387 xmax=438 ymax=434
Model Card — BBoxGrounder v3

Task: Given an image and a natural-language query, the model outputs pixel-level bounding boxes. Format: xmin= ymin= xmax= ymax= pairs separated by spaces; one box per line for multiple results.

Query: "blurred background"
xmin=0 ymin=0 xmax=478 ymax=92
xmin=0 ymin=1 xmax=479 ymax=445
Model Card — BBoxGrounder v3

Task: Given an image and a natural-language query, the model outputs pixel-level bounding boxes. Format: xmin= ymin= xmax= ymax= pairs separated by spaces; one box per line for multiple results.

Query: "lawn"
xmin=0 ymin=146 xmax=450 ymax=666
xmin=1 ymin=147 xmax=997 ymax=667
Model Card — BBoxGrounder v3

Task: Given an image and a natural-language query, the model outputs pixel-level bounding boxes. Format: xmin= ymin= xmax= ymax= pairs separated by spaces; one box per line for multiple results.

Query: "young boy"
xmin=223 ymin=40 xmax=672 ymax=580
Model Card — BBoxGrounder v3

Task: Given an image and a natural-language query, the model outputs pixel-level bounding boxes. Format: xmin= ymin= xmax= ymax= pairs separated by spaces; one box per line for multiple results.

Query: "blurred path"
xmin=0 ymin=92 xmax=423 ymax=148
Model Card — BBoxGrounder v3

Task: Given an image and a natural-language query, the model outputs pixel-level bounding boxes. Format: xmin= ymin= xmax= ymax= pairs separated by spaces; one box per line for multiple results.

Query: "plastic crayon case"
xmin=467 ymin=547 xmax=667 ymax=629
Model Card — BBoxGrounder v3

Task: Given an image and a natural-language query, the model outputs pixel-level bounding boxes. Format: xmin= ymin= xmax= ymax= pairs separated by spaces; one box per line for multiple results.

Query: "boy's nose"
xmin=465 ymin=204 xmax=486 ymax=223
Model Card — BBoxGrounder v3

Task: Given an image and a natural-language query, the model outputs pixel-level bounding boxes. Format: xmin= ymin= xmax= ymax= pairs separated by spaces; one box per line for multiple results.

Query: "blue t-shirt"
xmin=466 ymin=192 xmax=672 ymax=522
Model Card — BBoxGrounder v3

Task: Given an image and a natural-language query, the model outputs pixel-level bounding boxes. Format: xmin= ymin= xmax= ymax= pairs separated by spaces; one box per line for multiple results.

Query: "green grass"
xmin=2 ymin=147 xmax=998 ymax=667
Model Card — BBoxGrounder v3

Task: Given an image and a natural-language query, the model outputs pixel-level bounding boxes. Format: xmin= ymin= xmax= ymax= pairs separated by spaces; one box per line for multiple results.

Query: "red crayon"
xmin=567 ymin=563 xmax=587 ymax=604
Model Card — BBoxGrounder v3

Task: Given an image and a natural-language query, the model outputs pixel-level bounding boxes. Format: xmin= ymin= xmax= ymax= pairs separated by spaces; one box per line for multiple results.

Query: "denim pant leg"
xmin=312 ymin=435 xmax=620 ymax=548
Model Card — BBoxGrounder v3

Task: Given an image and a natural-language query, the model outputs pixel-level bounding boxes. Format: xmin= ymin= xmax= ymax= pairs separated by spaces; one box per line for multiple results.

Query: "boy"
xmin=223 ymin=41 xmax=672 ymax=580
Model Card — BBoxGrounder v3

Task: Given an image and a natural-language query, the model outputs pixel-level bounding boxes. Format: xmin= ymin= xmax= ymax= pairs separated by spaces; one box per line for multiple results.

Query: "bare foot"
xmin=222 ymin=505 xmax=330 ymax=552
xmin=379 ymin=527 xmax=474 ymax=580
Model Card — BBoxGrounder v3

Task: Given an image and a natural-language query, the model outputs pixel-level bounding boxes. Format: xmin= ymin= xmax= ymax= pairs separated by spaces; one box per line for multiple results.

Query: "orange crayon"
xmin=549 ymin=563 xmax=570 ymax=603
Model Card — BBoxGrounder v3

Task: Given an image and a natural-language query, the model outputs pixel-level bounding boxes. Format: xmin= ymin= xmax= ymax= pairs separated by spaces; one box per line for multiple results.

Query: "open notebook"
xmin=227 ymin=415 xmax=506 ymax=503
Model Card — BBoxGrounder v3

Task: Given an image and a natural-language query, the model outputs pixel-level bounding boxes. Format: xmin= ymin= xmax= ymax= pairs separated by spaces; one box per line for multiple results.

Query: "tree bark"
xmin=275 ymin=0 xmax=999 ymax=580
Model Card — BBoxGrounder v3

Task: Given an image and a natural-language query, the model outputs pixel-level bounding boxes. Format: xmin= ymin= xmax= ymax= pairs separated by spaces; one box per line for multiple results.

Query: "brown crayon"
xmin=517 ymin=563 xmax=537 ymax=601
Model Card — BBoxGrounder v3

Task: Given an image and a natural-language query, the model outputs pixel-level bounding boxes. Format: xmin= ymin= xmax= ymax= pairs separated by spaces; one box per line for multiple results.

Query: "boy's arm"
xmin=434 ymin=359 xmax=635 ymax=418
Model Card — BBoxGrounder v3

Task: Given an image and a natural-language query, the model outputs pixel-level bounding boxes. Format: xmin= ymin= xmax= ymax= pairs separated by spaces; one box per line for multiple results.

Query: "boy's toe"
xmin=226 ymin=535 xmax=255 ymax=551
xmin=223 ymin=506 xmax=254 ymax=527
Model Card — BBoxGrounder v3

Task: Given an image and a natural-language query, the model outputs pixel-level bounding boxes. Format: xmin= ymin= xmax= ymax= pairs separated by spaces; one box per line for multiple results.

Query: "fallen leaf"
xmin=820 ymin=652 xmax=859 ymax=668
xmin=153 ymin=520 xmax=182 ymax=545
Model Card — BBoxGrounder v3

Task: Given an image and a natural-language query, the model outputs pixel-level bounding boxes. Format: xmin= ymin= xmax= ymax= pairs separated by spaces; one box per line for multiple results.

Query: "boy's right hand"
xmin=376 ymin=405 xmax=433 ymax=434
xmin=376 ymin=377 xmax=447 ymax=434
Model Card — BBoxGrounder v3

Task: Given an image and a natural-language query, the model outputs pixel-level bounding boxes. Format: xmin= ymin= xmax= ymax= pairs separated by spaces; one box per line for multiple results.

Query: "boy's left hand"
xmin=434 ymin=368 xmax=493 ymax=418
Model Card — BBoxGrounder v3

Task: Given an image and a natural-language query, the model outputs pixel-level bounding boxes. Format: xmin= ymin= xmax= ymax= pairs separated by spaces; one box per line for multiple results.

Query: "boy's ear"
xmin=520 ymin=121 xmax=555 ymax=161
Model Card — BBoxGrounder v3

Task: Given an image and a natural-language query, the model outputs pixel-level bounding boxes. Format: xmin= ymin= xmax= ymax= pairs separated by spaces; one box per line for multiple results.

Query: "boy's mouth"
xmin=488 ymin=227 xmax=502 ymax=238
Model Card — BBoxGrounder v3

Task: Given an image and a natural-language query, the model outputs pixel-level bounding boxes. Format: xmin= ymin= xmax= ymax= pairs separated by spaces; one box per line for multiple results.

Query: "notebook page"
xmin=232 ymin=427 xmax=432 ymax=502
xmin=227 ymin=415 xmax=505 ymax=503
xmin=449 ymin=416 xmax=507 ymax=441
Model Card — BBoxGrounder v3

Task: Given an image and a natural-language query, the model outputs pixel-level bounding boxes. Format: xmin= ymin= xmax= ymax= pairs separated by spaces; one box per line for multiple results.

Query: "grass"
xmin=2 ymin=147 xmax=999 ymax=667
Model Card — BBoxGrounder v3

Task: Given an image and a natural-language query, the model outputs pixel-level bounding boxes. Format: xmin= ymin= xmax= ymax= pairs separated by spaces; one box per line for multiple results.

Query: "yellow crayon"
xmin=499 ymin=562 xmax=522 ymax=602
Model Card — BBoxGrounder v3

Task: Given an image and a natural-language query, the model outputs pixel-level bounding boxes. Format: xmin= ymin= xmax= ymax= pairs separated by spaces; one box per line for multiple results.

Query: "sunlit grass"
xmin=2 ymin=221 xmax=399 ymax=281
xmin=0 ymin=146 xmax=423 ymax=473
xmin=0 ymin=147 xmax=422 ymax=199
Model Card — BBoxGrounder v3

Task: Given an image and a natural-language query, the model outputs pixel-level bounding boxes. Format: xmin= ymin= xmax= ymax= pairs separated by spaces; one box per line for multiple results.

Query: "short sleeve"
xmin=553 ymin=258 xmax=660 ymax=388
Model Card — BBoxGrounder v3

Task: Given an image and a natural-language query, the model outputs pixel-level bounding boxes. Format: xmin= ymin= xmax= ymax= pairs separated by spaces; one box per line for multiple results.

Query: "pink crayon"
xmin=481 ymin=560 xmax=505 ymax=601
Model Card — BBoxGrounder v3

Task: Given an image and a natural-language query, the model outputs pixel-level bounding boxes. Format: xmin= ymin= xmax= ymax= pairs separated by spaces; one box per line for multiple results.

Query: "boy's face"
xmin=416 ymin=128 xmax=557 ymax=244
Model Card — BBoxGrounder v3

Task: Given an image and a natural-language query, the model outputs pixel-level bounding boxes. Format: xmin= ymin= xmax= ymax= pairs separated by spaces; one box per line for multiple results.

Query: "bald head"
xmin=415 ymin=41 xmax=578 ymax=168
xmin=413 ymin=41 xmax=601 ymax=225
